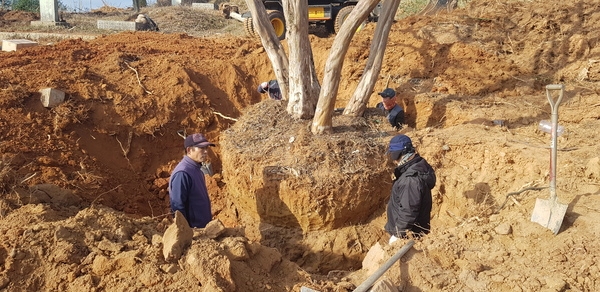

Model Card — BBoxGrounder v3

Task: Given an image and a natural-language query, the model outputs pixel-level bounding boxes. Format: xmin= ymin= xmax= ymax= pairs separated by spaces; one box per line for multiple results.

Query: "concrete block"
xmin=39 ymin=88 xmax=65 ymax=108
xmin=191 ymin=3 xmax=215 ymax=10
xmin=1 ymin=39 xmax=38 ymax=52
xmin=97 ymin=20 xmax=144 ymax=31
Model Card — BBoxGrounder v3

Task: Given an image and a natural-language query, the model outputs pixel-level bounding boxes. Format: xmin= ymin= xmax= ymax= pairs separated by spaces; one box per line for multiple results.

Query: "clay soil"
xmin=1 ymin=0 xmax=600 ymax=291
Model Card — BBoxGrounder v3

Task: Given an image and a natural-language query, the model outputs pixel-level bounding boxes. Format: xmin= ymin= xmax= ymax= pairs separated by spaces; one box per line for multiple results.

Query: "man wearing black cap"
xmin=385 ymin=134 xmax=436 ymax=244
xmin=169 ymin=133 xmax=215 ymax=228
xmin=376 ymin=88 xmax=404 ymax=130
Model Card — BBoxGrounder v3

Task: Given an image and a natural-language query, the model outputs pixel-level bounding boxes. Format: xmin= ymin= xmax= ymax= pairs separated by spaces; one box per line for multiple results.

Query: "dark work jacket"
xmin=385 ymin=154 xmax=436 ymax=238
xmin=376 ymin=102 xmax=404 ymax=129
xmin=169 ymin=155 xmax=212 ymax=228
xmin=267 ymin=80 xmax=282 ymax=100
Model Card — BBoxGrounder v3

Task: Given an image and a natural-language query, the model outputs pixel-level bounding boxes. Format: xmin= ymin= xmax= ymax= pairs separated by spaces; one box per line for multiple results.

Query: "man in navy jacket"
xmin=169 ymin=133 xmax=215 ymax=228
xmin=385 ymin=134 xmax=436 ymax=244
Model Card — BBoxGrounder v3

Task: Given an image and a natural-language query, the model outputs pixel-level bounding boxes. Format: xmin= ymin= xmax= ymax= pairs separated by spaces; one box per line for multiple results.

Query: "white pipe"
xmin=229 ymin=11 xmax=246 ymax=22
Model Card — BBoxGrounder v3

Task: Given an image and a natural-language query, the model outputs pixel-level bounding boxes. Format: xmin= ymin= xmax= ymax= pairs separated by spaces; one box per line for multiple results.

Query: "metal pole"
xmin=545 ymin=84 xmax=563 ymax=203
xmin=353 ymin=240 xmax=415 ymax=292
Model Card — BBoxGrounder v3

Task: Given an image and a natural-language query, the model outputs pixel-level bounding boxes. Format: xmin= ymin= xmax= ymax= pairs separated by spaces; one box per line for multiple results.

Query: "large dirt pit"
xmin=1 ymin=0 xmax=600 ymax=291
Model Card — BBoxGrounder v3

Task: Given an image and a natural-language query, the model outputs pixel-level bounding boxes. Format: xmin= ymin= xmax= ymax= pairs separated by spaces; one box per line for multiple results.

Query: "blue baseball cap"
xmin=184 ymin=133 xmax=215 ymax=149
xmin=388 ymin=134 xmax=413 ymax=160
xmin=378 ymin=88 xmax=396 ymax=98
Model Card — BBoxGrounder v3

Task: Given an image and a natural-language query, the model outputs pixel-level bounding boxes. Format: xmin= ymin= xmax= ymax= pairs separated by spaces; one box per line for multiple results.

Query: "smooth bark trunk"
xmin=311 ymin=0 xmax=380 ymax=134
xmin=246 ymin=0 xmax=290 ymax=100
xmin=343 ymin=0 xmax=401 ymax=117
xmin=282 ymin=0 xmax=320 ymax=119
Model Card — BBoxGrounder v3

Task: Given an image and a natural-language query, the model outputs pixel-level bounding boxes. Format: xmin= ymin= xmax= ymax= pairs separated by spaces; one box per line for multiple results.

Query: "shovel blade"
xmin=531 ymin=198 xmax=568 ymax=234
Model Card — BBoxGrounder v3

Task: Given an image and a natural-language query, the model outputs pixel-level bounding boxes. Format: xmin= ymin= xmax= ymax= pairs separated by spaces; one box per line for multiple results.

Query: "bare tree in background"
xmin=132 ymin=0 xmax=147 ymax=13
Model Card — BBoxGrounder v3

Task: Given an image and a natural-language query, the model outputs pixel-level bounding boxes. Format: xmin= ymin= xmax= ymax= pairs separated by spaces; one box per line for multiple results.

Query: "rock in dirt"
xmin=544 ymin=276 xmax=567 ymax=291
xmin=362 ymin=242 xmax=385 ymax=275
xmin=204 ymin=219 xmax=225 ymax=239
xmin=186 ymin=242 xmax=236 ymax=291
xmin=97 ymin=238 xmax=124 ymax=252
xmin=161 ymin=263 xmax=179 ymax=274
xmin=0 ymin=275 xmax=9 ymax=289
xmin=21 ymin=184 xmax=83 ymax=207
xmin=494 ymin=223 xmax=513 ymax=235
xmin=585 ymin=157 xmax=600 ymax=179
xmin=162 ymin=211 xmax=193 ymax=261
xmin=370 ymin=279 xmax=398 ymax=292
xmin=221 ymin=237 xmax=249 ymax=261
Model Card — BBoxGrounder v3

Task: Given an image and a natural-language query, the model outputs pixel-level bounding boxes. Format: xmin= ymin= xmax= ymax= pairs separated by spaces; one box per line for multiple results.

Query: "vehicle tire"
xmin=243 ymin=17 xmax=255 ymax=38
xmin=267 ymin=10 xmax=286 ymax=40
xmin=334 ymin=5 xmax=366 ymax=34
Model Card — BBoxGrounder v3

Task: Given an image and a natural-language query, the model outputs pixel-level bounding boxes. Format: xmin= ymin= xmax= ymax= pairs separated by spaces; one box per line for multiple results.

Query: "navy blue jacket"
xmin=266 ymin=80 xmax=282 ymax=100
xmin=169 ymin=155 xmax=212 ymax=228
xmin=385 ymin=154 xmax=436 ymax=238
xmin=376 ymin=102 xmax=404 ymax=129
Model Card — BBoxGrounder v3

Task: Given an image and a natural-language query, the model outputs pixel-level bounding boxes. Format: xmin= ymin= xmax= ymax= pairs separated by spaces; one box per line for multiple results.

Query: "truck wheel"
xmin=334 ymin=5 xmax=366 ymax=34
xmin=267 ymin=10 xmax=286 ymax=40
xmin=243 ymin=17 xmax=256 ymax=38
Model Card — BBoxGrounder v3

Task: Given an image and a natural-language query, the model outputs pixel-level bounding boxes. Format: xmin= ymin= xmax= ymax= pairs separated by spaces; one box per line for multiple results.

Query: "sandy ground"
xmin=1 ymin=0 xmax=599 ymax=291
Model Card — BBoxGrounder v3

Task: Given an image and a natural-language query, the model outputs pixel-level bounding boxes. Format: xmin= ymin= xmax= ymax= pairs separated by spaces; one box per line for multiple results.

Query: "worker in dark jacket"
xmin=257 ymin=80 xmax=282 ymax=100
xmin=169 ymin=133 xmax=215 ymax=228
xmin=376 ymin=88 xmax=404 ymax=130
xmin=385 ymin=134 xmax=436 ymax=244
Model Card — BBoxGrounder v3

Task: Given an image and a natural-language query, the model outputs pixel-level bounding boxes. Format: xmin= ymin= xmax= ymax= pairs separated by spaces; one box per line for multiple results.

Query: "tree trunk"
xmin=246 ymin=0 xmax=290 ymax=101
xmin=282 ymin=0 xmax=320 ymax=119
xmin=343 ymin=0 xmax=401 ymax=117
xmin=311 ymin=0 xmax=380 ymax=134
xmin=133 ymin=0 xmax=140 ymax=13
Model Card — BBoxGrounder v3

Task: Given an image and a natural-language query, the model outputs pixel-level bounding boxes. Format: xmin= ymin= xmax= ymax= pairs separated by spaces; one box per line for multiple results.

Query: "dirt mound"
xmin=221 ymin=101 xmax=391 ymax=232
xmin=0 ymin=10 xmax=38 ymax=26
xmin=1 ymin=0 xmax=600 ymax=291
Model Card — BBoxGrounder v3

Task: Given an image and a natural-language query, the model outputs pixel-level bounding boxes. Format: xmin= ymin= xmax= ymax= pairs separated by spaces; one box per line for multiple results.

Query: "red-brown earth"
xmin=0 ymin=0 xmax=599 ymax=291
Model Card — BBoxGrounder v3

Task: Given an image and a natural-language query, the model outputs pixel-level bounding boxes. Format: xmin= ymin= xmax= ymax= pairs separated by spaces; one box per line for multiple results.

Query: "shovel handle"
xmin=545 ymin=84 xmax=564 ymax=114
xmin=545 ymin=84 xmax=564 ymax=201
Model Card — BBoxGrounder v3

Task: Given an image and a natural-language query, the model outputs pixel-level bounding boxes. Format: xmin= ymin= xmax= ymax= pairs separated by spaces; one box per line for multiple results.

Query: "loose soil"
xmin=1 ymin=1 xmax=599 ymax=291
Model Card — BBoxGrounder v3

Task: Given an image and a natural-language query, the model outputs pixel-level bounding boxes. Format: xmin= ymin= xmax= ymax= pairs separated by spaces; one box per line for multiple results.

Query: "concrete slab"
xmin=97 ymin=20 xmax=144 ymax=31
xmin=1 ymin=39 xmax=38 ymax=52
xmin=39 ymin=88 xmax=65 ymax=108
xmin=191 ymin=3 xmax=216 ymax=10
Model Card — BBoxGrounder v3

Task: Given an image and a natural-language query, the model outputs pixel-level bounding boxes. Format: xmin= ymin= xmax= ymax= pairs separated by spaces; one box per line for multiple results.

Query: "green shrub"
xmin=12 ymin=0 xmax=39 ymax=12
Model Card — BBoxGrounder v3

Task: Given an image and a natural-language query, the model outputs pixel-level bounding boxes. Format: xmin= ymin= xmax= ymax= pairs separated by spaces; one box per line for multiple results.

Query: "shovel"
xmin=530 ymin=84 xmax=568 ymax=234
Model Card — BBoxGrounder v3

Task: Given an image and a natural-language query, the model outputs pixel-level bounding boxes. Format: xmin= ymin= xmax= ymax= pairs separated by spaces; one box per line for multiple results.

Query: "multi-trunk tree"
xmin=246 ymin=0 xmax=401 ymax=134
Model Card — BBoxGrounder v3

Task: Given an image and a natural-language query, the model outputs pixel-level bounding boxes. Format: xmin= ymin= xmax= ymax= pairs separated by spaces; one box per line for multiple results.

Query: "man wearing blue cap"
xmin=169 ymin=133 xmax=215 ymax=228
xmin=376 ymin=88 xmax=404 ymax=130
xmin=385 ymin=134 xmax=436 ymax=244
